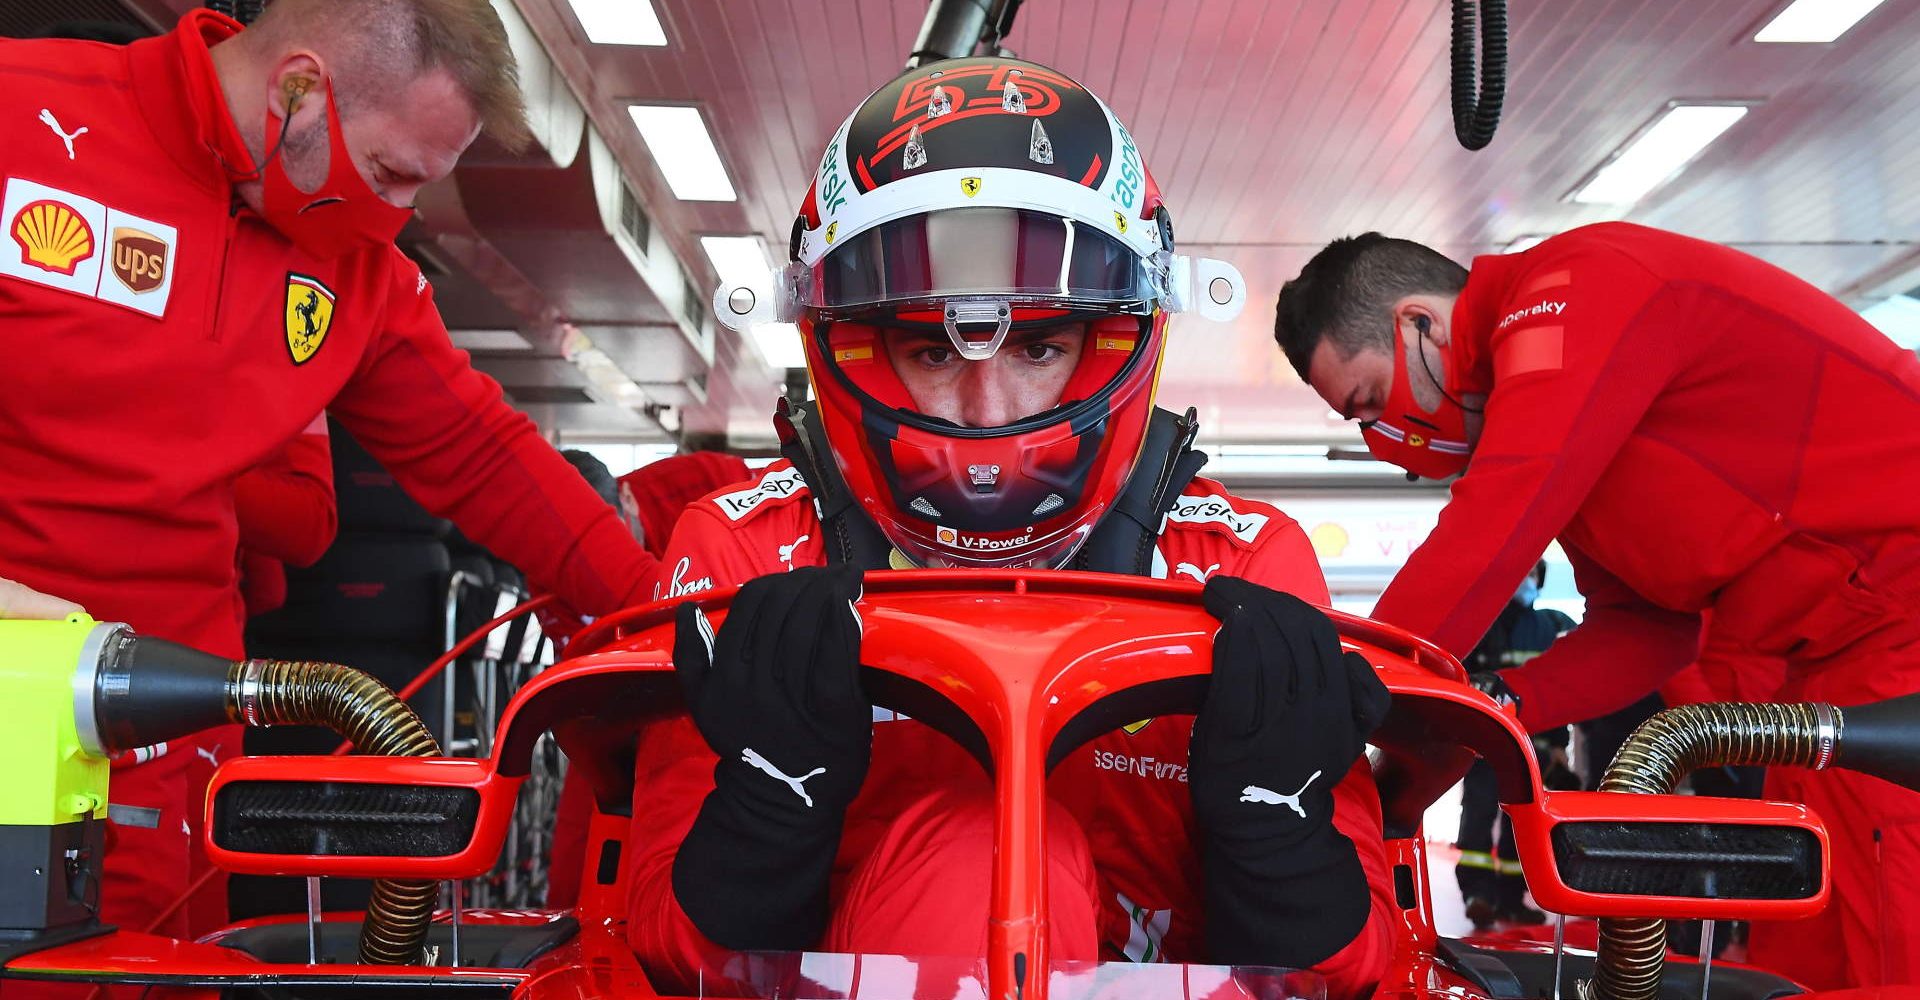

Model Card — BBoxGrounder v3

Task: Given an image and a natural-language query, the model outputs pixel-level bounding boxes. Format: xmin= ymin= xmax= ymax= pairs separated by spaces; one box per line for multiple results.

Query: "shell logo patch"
xmin=0 ymin=178 xmax=177 ymax=318
xmin=961 ymin=176 xmax=982 ymax=198
xmin=936 ymin=526 xmax=959 ymax=545
xmin=1308 ymin=522 xmax=1350 ymax=558
xmin=285 ymin=273 xmax=338 ymax=365
xmin=13 ymin=199 xmax=93 ymax=275
xmin=111 ymin=228 xmax=167 ymax=294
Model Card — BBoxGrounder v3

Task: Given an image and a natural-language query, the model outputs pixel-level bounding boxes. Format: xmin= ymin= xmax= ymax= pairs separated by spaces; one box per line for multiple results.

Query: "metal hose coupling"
xmin=1585 ymin=701 xmax=1839 ymax=1000
xmin=228 ymin=658 xmax=443 ymax=965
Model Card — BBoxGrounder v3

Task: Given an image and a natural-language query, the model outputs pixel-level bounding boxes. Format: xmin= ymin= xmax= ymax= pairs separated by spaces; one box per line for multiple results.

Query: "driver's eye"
xmin=1022 ymin=343 xmax=1061 ymax=362
xmin=920 ymin=347 xmax=953 ymax=366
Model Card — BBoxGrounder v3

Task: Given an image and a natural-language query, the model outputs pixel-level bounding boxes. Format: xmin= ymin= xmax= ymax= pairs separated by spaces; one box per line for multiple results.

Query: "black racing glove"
xmin=670 ymin=565 xmax=871 ymax=950
xmin=1189 ymin=577 xmax=1392 ymax=968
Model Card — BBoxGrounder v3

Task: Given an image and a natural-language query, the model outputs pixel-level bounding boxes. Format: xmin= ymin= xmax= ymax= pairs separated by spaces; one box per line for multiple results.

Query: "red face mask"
xmin=259 ymin=83 xmax=413 ymax=259
xmin=1360 ymin=326 xmax=1474 ymax=480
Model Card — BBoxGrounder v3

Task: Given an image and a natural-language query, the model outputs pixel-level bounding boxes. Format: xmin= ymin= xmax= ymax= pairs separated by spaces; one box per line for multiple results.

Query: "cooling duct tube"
xmin=1588 ymin=694 xmax=1920 ymax=1000
xmin=80 ymin=625 xmax=442 ymax=965
xmin=904 ymin=0 xmax=1022 ymax=68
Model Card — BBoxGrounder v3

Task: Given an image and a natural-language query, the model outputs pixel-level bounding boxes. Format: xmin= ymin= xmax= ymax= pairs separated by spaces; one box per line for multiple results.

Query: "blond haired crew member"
xmin=0 ymin=0 xmax=655 ymax=946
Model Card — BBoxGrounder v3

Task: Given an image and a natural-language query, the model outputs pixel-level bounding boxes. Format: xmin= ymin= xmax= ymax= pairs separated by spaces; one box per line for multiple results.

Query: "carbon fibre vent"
xmin=1033 ymin=493 xmax=1066 ymax=518
xmin=909 ymin=497 xmax=942 ymax=518
xmin=1551 ymin=822 xmax=1819 ymax=900
xmin=213 ymin=781 xmax=479 ymax=858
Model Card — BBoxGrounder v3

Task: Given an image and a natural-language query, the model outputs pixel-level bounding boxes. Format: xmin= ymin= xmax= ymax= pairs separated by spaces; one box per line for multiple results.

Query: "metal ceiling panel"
xmin=106 ymin=0 xmax=1920 ymax=445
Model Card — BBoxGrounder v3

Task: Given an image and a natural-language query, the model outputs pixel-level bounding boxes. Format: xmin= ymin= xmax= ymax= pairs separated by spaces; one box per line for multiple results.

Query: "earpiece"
xmin=282 ymin=76 xmax=315 ymax=113
xmin=1413 ymin=314 xmax=1432 ymax=337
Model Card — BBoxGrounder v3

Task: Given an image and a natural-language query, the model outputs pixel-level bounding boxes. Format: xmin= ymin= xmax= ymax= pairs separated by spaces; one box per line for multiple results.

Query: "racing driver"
xmin=0 ymin=0 xmax=655 ymax=946
xmin=1274 ymin=227 xmax=1920 ymax=986
xmin=626 ymin=58 xmax=1394 ymax=997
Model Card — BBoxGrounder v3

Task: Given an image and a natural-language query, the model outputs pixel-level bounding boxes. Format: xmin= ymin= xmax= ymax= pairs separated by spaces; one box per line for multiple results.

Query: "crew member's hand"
xmin=670 ymin=565 xmax=870 ymax=950
xmin=0 ymin=577 xmax=82 ymax=619
xmin=1469 ymin=670 xmax=1522 ymax=713
xmin=1188 ymin=576 xmax=1390 ymax=967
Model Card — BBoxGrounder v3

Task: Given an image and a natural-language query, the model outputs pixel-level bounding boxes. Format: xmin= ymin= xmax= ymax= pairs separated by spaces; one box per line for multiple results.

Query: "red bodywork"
xmin=1 ymin=572 xmax=1876 ymax=999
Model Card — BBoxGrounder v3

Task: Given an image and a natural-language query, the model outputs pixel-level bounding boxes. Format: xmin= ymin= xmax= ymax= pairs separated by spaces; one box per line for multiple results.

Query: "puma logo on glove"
xmin=741 ymin=747 xmax=827 ymax=807
xmin=1238 ymin=769 xmax=1323 ymax=817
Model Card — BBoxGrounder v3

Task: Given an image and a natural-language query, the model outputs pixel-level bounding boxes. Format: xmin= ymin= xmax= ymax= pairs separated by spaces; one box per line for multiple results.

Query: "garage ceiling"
xmin=48 ymin=0 xmax=1920 ymax=449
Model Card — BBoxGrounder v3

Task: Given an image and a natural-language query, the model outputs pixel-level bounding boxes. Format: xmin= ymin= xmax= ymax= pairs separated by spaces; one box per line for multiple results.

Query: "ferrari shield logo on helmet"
xmin=284 ymin=272 xmax=337 ymax=365
xmin=961 ymin=176 xmax=982 ymax=198
xmin=825 ymin=222 xmax=838 ymax=245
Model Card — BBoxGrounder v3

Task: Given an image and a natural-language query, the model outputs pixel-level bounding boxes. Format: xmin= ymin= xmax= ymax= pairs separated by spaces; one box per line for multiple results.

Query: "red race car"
xmin=4 ymin=571 xmax=1913 ymax=1000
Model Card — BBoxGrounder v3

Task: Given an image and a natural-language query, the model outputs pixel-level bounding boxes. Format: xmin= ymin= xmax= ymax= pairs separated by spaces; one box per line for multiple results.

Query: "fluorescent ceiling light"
xmin=1572 ymin=104 xmax=1751 ymax=205
xmin=1862 ymin=294 xmax=1920 ymax=349
xmin=1504 ymin=234 xmax=1550 ymax=253
xmin=700 ymin=235 xmax=772 ymax=292
xmin=571 ymin=345 xmax=651 ymax=409
xmin=450 ymin=328 xmax=534 ymax=352
xmin=752 ymin=322 xmax=808 ymax=370
xmin=627 ymin=105 xmax=737 ymax=202
xmin=1754 ymin=0 xmax=1888 ymax=42
xmin=566 ymin=0 xmax=667 ymax=45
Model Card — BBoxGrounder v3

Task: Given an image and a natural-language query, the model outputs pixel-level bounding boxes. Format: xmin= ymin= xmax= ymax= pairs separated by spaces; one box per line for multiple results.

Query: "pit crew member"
xmin=0 ymin=0 xmax=656 ymax=944
xmin=1274 ymin=225 xmax=1920 ymax=987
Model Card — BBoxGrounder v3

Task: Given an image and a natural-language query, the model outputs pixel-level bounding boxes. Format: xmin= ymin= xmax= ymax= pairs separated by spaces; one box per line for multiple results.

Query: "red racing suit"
xmin=1368 ymin=222 xmax=1920 ymax=986
xmin=0 ymin=15 xmax=654 ymax=944
xmin=626 ymin=463 xmax=1395 ymax=998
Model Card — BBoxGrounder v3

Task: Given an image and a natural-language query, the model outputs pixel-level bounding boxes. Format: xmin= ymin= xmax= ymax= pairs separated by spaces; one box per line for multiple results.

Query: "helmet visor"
xmin=801 ymin=208 xmax=1166 ymax=314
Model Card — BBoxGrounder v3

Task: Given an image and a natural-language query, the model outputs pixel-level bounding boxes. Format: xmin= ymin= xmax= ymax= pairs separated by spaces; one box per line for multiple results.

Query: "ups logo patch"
xmin=111 ymin=228 xmax=167 ymax=293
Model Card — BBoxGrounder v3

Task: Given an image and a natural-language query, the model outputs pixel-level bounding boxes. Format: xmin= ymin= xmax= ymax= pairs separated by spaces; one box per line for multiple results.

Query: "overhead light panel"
xmin=752 ymin=322 xmax=808 ymax=371
xmin=700 ymin=236 xmax=772 ymax=291
xmin=450 ymin=329 xmax=535 ymax=352
xmin=628 ymin=105 xmax=737 ymax=202
xmin=1754 ymin=0 xmax=1888 ymax=42
xmin=566 ymin=0 xmax=667 ymax=45
xmin=1571 ymin=104 xmax=1751 ymax=206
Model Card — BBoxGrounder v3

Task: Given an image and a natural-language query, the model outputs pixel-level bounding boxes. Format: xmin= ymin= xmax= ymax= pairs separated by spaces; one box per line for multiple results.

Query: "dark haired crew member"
xmin=1272 ymin=223 xmax=1920 ymax=987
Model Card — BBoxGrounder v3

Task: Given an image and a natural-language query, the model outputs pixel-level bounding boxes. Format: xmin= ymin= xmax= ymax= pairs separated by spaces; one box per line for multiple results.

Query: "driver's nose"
xmin=955 ymin=360 xmax=1020 ymax=428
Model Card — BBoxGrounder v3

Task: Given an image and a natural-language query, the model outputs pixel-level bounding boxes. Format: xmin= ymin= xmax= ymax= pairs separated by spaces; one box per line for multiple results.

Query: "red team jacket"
xmin=235 ymin=413 xmax=336 ymax=618
xmin=1370 ymin=223 xmax=1920 ymax=729
xmin=626 ymin=462 xmax=1395 ymax=998
xmin=0 ymin=15 xmax=655 ymax=659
